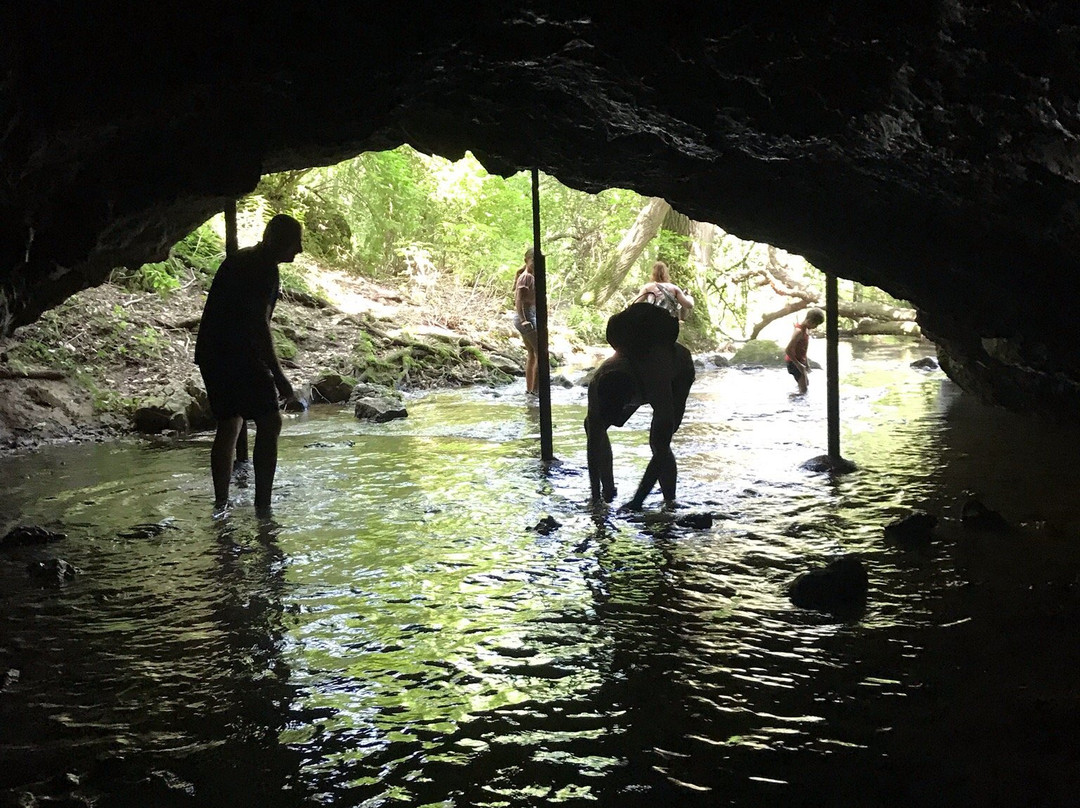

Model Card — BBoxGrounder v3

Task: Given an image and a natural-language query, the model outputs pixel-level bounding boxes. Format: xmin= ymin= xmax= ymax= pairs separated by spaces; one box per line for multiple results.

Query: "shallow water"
xmin=3 ymin=338 xmax=1080 ymax=807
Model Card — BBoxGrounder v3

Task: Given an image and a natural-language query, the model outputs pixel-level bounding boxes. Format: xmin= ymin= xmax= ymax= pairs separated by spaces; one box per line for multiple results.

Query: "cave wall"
xmin=3 ymin=3 xmax=1080 ymax=415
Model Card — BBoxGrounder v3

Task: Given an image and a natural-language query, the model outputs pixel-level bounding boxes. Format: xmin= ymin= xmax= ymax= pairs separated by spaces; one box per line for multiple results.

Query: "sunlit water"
xmin=4 ymin=338 xmax=1080 ymax=807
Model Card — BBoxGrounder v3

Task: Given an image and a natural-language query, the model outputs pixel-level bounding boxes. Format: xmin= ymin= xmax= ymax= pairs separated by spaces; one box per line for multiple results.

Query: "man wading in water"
xmin=585 ymin=302 xmax=695 ymax=510
xmin=195 ymin=214 xmax=303 ymax=516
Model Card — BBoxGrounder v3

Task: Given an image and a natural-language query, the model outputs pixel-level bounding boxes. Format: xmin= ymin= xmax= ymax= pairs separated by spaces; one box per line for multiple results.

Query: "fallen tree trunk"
xmin=0 ymin=368 xmax=68 ymax=380
xmin=751 ymin=299 xmax=918 ymax=338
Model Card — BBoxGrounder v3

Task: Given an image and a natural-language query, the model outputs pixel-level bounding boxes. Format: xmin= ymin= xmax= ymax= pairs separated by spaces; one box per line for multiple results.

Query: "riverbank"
xmin=0 ymin=259 xmax=592 ymax=452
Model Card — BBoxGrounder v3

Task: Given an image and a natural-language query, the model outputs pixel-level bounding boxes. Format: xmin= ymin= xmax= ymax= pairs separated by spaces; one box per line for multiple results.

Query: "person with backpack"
xmin=634 ymin=261 xmax=695 ymax=321
xmin=585 ymin=301 xmax=695 ymax=510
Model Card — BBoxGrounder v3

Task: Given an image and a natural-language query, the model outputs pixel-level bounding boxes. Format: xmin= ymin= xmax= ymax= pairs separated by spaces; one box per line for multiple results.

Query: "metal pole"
xmin=224 ymin=199 xmax=239 ymax=257
xmin=531 ymin=168 xmax=554 ymax=462
xmin=826 ymin=272 xmax=841 ymax=460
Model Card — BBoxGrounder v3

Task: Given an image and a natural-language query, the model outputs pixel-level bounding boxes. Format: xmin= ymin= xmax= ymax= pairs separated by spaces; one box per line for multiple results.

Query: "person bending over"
xmin=585 ymin=302 xmax=695 ymax=510
xmin=195 ymin=214 xmax=303 ymax=515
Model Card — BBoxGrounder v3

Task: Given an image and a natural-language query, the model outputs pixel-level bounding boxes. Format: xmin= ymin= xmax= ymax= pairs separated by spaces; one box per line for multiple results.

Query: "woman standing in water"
xmin=513 ymin=247 xmax=539 ymax=394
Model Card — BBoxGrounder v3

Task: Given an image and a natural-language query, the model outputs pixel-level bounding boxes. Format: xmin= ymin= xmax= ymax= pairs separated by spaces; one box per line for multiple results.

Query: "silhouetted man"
xmin=585 ymin=302 xmax=695 ymax=510
xmin=195 ymin=214 xmax=303 ymax=515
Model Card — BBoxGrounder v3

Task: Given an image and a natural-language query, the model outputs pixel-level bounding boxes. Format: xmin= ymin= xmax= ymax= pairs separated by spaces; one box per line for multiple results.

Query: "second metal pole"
xmin=532 ymin=168 xmax=553 ymax=461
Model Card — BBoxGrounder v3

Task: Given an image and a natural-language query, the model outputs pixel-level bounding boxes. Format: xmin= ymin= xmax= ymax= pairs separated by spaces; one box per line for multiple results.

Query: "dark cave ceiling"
xmin=3 ymin=2 xmax=1080 ymax=415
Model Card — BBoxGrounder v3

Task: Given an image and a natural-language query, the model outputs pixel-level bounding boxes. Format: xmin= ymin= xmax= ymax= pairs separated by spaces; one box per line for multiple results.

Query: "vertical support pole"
xmin=224 ymin=199 xmax=239 ymax=257
xmin=825 ymin=272 xmax=841 ymax=461
xmin=531 ymin=168 xmax=554 ymax=462
xmin=224 ymin=199 xmax=248 ymax=463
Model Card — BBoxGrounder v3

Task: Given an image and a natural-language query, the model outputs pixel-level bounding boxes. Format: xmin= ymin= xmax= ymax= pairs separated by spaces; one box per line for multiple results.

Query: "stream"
xmin=3 ymin=337 xmax=1080 ymax=807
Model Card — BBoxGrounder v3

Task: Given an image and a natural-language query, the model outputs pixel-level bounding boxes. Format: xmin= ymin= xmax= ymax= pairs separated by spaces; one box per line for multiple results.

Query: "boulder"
xmin=883 ymin=511 xmax=937 ymax=546
xmin=351 ymin=382 xmax=408 ymax=422
xmin=132 ymin=380 xmax=213 ymax=434
xmin=354 ymin=396 xmax=408 ymax=422
xmin=27 ymin=558 xmax=80 ymax=582
xmin=311 ymin=373 xmax=356 ymax=403
xmin=730 ymin=340 xmax=784 ymax=366
xmin=1 ymin=525 xmax=67 ymax=548
xmin=789 ymin=555 xmax=868 ymax=616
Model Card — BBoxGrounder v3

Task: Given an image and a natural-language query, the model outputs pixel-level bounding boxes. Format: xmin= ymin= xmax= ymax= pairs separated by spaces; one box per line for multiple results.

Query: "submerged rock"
xmin=883 ymin=511 xmax=938 ymax=546
xmin=911 ymin=357 xmax=939 ymax=370
xmin=961 ymin=497 xmax=1012 ymax=533
xmin=676 ymin=512 xmax=714 ymax=530
xmin=530 ymin=515 xmax=561 ymax=534
xmin=27 ymin=558 xmax=80 ymax=582
xmin=789 ymin=555 xmax=868 ymax=616
xmin=1 ymin=525 xmax=67 ymax=548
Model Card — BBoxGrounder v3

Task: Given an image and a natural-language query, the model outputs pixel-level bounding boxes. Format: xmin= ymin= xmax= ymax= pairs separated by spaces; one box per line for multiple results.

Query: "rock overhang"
xmin=3 ymin=3 xmax=1079 ymax=415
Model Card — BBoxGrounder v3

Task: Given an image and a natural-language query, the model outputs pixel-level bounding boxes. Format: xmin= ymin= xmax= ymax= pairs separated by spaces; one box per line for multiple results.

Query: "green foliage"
xmin=730 ymin=339 xmax=785 ymax=365
xmin=564 ymin=304 xmax=608 ymax=346
xmin=280 ymin=265 xmax=315 ymax=298
xmin=235 ymin=145 xmax=910 ymax=350
xmin=113 ymin=223 xmax=224 ymax=293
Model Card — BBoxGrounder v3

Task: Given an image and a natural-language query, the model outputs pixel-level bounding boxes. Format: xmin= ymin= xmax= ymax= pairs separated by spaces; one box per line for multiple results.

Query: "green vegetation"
xmin=119 ymin=145 xmax=912 ymax=350
xmin=112 ymin=222 xmax=224 ymax=293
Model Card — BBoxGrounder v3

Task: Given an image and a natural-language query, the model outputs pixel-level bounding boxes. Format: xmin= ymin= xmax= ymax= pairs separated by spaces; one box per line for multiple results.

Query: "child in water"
xmin=784 ymin=308 xmax=824 ymax=394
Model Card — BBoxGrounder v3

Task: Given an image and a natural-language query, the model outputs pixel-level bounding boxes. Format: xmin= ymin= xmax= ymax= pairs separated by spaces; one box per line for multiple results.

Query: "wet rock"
xmin=676 ymin=512 xmax=714 ymax=529
xmin=789 ymin=555 xmax=868 ymax=616
xmin=576 ymin=368 xmax=598 ymax=387
xmin=911 ymin=356 xmax=939 ymax=370
xmin=530 ymin=515 xmax=561 ymax=534
xmin=883 ymin=511 xmax=937 ymax=546
xmin=1 ymin=525 xmax=67 ymax=548
xmin=488 ymin=353 xmax=524 ymax=376
xmin=27 ymin=558 xmax=80 ymax=582
xmin=550 ymin=374 xmax=574 ymax=388
xmin=961 ymin=497 xmax=1012 ymax=533
xmin=353 ymin=389 xmax=408 ymax=423
xmin=117 ymin=521 xmax=178 ymax=540
xmin=311 ymin=373 xmax=356 ymax=403
xmin=350 ymin=382 xmax=408 ymax=421
xmin=2 ymin=668 xmax=20 ymax=691
xmin=710 ymin=354 xmax=730 ymax=367
xmin=801 ymin=454 xmax=858 ymax=474
xmin=304 ymin=440 xmax=356 ymax=449
xmin=132 ymin=379 xmax=213 ymax=434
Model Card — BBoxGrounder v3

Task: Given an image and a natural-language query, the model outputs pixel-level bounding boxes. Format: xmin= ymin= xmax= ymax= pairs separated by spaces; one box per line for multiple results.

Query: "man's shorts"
xmin=786 ymin=360 xmax=804 ymax=378
xmin=199 ymin=361 xmax=278 ymax=421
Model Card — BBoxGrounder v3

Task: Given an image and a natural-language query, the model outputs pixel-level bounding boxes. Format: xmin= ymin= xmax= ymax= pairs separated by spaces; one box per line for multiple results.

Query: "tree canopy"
xmin=130 ymin=145 xmax=914 ymax=348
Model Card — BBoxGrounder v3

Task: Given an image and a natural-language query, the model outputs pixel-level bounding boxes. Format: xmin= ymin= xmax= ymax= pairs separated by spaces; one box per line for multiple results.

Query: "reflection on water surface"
xmin=3 ymin=339 xmax=1080 ymax=806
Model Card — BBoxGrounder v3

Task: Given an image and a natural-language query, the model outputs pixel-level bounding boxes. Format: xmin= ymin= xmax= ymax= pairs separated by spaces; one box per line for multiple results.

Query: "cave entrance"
xmin=112 ymin=145 xmax=922 ymax=468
